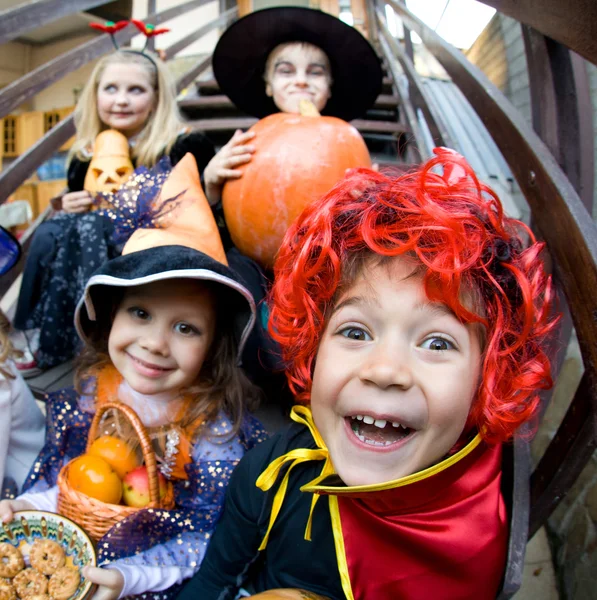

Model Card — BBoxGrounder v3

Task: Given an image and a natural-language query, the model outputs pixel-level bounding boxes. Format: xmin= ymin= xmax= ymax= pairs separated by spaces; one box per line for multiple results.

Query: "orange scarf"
xmin=94 ymin=364 xmax=203 ymax=479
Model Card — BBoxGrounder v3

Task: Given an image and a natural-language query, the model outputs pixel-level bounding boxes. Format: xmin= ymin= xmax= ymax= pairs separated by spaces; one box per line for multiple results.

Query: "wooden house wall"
xmin=589 ymin=63 xmax=597 ymax=220
xmin=466 ymin=13 xmax=531 ymax=125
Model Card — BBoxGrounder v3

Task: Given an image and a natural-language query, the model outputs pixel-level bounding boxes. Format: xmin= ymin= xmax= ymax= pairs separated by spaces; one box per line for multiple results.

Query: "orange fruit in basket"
xmin=67 ymin=455 xmax=123 ymax=505
xmin=88 ymin=435 xmax=140 ymax=479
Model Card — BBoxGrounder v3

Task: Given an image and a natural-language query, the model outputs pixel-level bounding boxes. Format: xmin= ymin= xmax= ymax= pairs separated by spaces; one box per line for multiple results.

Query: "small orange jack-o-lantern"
xmin=84 ymin=129 xmax=134 ymax=194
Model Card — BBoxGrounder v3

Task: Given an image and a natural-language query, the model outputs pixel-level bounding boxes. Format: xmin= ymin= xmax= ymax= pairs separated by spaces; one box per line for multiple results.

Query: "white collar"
xmin=117 ymin=380 xmax=185 ymax=427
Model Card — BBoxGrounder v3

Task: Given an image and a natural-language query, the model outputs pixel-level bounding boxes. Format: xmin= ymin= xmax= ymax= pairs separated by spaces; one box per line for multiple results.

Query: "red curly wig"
xmin=269 ymin=147 xmax=559 ymax=444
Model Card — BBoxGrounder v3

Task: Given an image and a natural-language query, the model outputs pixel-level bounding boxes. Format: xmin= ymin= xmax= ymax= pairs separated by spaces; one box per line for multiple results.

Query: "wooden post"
xmin=351 ymin=0 xmax=369 ymax=37
xmin=237 ymin=0 xmax=252 ymax=17
xmin=0 ymin=118 xmax=4 ymax=171
xmin=319 ymin=0 xmax=339 ymax=17
xmin=146 ymin=0 xmax=156 ymax=51
xmin=15 ymin=112 xmax=44 ymax=156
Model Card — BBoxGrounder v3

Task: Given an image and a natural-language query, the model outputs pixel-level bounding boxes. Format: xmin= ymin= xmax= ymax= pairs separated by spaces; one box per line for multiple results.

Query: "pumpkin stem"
xmin=299 ymin=99 xmax=321 ymax=117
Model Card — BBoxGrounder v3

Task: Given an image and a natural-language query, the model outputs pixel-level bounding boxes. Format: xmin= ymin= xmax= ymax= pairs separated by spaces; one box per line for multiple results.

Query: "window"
xmin=3 ymin=116 xmax=17 ymax=157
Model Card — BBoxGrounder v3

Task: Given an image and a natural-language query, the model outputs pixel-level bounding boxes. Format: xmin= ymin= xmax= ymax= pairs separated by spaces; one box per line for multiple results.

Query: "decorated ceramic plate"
xmin=0 ymin=510 xmax=96 ymax=600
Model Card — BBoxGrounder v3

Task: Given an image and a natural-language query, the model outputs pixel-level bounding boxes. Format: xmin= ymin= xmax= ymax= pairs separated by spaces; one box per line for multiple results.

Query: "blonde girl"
xmin=70 ymin=51 xmax=184 ymax=170
xmin=13 ymin=50 xmax=215 ymax=374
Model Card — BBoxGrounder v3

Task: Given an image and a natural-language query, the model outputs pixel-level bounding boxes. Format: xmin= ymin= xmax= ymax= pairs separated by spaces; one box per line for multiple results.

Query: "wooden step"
xmin=195 ymin=75 xmax=395 ymax=96
xmin=26 ymin=359 xmax=75 ymax=401
xmin=178 ymin=93 xmax=400 ymax=112
xmin=187 ymin=117 xmax=409 ymax=135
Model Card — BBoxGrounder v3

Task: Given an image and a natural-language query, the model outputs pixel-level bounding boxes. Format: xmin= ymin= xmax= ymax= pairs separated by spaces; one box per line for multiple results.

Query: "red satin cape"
xmin=325 ymin=442 xmax=507 ymax=599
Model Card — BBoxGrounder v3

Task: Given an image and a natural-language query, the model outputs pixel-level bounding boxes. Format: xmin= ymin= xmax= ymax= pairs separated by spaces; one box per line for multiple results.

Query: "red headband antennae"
xmin=89 ymin=20 xmax=169 ymax=53
xmin=131 ymin=19 xmax=170 ymax=52
xmin=89 ymin=20 xmax=130 ymax=50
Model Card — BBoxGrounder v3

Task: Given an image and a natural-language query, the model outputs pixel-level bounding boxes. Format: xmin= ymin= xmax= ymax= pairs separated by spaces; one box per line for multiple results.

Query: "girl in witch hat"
xmin=0 ymin=154 xmax=267 ymax=600
xmin=202 ymin=6 xmax=383 ymax=207
xmin=179 ymin=149 xmax=560 ymax=599
xmin=12 ymin=20 xmax=217 ymax=376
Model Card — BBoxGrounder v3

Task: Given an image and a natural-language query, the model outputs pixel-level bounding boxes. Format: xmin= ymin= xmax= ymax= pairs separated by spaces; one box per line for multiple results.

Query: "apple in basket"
xmin=122 ymin=466 xmax=169 ymax=508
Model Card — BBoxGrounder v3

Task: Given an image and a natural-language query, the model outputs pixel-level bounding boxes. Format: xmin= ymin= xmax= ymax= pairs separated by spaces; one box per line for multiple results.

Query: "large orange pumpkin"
xmin=222 ymin=112 xmax=371 ymax=269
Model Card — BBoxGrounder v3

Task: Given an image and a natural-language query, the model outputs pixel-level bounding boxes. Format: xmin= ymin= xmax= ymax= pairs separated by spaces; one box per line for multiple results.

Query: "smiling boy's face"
xmin=310 ymin=256 xmax=482 ymax=486
xmin=264 ymin=42 xmax=332 ymax=114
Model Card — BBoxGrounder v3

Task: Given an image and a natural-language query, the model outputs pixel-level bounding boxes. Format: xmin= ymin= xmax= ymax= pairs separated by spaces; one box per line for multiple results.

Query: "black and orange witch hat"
xmin=75 ymin=153 xmax=255 ymax=360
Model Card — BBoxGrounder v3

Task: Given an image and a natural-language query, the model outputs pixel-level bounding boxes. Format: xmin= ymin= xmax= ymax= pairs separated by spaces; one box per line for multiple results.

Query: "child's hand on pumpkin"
xmin=0 ymin=499 xmax=35 ymax=523
xmin=84 ymin=566 xmax=124 ymax=600
xmin=204 ymin=129 xmax=256 ymax=205
xmin=62 ymin=191 xmax=93 ymax=214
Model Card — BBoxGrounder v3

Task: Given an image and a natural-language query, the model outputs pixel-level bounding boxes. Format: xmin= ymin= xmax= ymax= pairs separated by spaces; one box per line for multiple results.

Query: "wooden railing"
xmin=478 ymin=0 xmax=597 ymax=67
xmin=1 ymin=4 xmax=596 ymax=591
xmin=372 ymin=3 xmax=595 ymax=596
xmin=0 ymin=0 xmax=107 ymax=45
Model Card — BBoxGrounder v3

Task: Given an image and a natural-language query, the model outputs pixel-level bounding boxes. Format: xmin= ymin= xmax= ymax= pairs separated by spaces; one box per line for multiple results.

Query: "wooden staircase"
xmin=1 ymin=1 xmax=597 ymax=597
xmin=178 ymin=72 xmax=408 ymax=165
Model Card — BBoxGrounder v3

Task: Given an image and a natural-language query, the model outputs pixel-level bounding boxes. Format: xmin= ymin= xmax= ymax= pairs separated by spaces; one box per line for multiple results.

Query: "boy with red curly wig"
xmin=178 ymin=148 xmax=559 ymax=600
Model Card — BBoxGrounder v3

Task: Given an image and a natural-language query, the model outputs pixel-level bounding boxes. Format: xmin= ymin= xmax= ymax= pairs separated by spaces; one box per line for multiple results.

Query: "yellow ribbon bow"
xmin=255 ymin=405 xmax=335 ymax=550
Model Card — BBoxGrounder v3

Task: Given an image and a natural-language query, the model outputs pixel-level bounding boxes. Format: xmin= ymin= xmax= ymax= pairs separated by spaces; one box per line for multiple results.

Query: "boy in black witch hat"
xmin=202 ymin=6 xmax=383 ymax=206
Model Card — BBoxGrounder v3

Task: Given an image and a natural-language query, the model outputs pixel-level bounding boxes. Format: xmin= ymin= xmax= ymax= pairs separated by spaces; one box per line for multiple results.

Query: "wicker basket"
xmin=57 ymin=401 xmax=175 ymax=541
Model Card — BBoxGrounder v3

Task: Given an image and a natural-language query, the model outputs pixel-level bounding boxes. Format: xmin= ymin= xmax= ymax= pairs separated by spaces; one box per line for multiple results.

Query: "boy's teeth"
xmin=349 ymin=414 xmax=413 ymax=446
xmin=353 ymin=429 xmax=396 ymax=446
xmin=350 ymin=415 xmax=408 ymax=429
xmin=350 ymin=415 xmax=406 ymax=429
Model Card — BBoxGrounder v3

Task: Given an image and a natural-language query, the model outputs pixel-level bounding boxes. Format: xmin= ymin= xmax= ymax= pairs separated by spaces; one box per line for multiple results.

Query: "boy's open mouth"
xmin=348 ymin=414 xmax=414 ymax=447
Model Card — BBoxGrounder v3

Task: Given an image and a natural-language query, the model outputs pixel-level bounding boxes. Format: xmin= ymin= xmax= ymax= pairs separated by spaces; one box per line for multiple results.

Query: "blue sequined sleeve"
xmin=22 ymin=388 xmax=93 ymax=494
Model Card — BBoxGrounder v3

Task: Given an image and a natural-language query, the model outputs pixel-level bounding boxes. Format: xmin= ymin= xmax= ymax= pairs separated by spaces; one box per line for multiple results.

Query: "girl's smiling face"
xmin=108 ymin=280 xmax=216 ymax=396
xmin=97 ymin=62 xmax=156 ymax=137
xmin=310 ymin=256 xmax=482 ymax=486
xmin=264 ymin=42 xmax=332 ymax=114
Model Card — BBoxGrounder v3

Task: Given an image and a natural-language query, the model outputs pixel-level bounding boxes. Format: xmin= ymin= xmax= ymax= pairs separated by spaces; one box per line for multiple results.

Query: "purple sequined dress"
xmin=22 ymin=386 xmax=268 ymax=599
